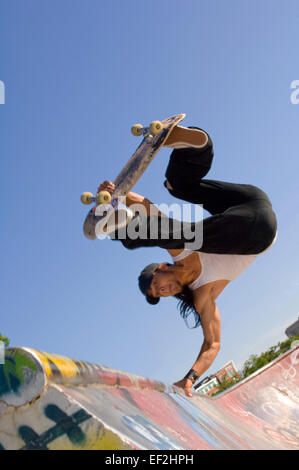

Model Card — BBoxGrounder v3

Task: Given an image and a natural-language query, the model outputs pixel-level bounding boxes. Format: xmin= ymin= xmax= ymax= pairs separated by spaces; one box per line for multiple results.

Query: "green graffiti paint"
xmin=0 ymin=352 xmax=38 ymax=397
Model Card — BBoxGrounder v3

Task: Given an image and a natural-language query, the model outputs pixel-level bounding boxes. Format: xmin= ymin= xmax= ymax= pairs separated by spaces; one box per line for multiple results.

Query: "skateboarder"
xmin=97 ymin=125 xmax=277 ymax=397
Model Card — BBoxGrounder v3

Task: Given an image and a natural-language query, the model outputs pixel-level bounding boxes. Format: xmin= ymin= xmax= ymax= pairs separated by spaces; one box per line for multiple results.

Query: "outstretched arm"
xmin=173 ymin=291 xmax=221 ymax=397
xmin=190 ymin=298 xmax=221 ymax=373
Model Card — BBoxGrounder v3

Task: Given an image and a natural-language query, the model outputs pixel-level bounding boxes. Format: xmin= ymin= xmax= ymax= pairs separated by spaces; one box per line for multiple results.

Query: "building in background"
xmin=194 ymin=360 xmax=241 ymax=396
xmin=194 ymin=376 xmax=219 ymax=396
xmin=285 ymin=318 xmax=299 ymax=338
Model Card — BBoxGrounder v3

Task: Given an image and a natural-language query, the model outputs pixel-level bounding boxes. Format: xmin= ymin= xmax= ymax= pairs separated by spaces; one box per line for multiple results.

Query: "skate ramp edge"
xmin=0 ymin=346 xmax=298 ymax=450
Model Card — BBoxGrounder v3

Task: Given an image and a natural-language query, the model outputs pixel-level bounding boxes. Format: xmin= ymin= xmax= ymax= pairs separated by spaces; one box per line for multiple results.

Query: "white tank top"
xmin=171 ymin=233 xmax=277 ymax=290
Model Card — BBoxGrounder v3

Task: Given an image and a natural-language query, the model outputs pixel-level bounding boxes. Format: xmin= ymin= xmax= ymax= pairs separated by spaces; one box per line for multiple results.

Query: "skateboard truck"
xmin=81 ymin=190 xmax=112 ymax=205
xmin=131 ymin=120 xmax=163 ymax=138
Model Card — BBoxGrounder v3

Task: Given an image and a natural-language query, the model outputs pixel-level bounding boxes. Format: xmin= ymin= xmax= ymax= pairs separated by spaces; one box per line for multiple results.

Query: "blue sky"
xmin=1 ymin=0 xmax=299 ymax=383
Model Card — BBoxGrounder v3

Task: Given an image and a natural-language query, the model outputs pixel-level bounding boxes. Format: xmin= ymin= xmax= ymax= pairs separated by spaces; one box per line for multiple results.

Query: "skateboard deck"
xmin=82 ymin=113 xmax=186 ymax=239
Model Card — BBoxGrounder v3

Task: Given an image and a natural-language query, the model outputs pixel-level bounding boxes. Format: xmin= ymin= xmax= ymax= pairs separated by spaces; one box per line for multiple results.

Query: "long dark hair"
xmin=174 ymin=285 xmax=202 ymax=329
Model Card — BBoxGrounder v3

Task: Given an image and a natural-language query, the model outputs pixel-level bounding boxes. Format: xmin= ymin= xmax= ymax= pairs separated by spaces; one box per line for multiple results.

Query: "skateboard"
xmin=82 ymin=113 xmax=186 ymax=239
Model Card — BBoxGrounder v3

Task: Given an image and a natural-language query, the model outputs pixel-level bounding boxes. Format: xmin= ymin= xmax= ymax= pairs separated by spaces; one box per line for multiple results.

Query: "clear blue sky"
xmin=1 ymin=0 xmax=299 ymax=383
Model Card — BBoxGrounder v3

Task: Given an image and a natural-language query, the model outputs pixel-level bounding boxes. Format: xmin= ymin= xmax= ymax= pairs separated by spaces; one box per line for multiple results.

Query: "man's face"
xmin=147 ymin=264 xmax=183 ymax=298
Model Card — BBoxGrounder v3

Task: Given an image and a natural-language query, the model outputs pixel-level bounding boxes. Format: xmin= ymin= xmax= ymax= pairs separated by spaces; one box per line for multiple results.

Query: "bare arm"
xmin=190 ymin=297 xmax=221 ymax=376
xmin=173 ymin=289 xmax=221 ymax=397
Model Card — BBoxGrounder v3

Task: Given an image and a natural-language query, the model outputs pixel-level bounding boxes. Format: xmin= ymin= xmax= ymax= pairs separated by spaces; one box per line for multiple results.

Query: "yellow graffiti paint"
xmin=33 ymin=350 xmax=81 ymax=380
xmin=32 ymin=351 xmax=52 ymax=377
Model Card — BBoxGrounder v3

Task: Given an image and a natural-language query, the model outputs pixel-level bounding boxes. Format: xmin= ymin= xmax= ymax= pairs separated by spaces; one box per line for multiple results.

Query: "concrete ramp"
xmin=0 ymin=346 xmax=298 ymax=450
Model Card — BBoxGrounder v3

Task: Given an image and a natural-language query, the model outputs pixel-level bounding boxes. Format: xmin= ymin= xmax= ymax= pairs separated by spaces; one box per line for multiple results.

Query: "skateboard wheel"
xmin=131 ymin=124 xmax=143 ymax=136
xmin=81 ymin=192 xmax=94 ymax=205
xmin=149 ymin=120 xmax=163 ymax=135
xmin=97 ymin=190 xmax=112 ymax=205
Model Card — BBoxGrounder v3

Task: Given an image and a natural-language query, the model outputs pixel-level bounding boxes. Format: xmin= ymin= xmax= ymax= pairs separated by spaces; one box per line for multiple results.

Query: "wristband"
xmin=184 ymin=368 xmax=200 ymax=384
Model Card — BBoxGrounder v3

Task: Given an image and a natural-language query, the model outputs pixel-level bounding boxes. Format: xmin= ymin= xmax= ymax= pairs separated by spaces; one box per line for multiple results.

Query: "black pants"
xmin=113 ymin=136 xmax=277 ymax=255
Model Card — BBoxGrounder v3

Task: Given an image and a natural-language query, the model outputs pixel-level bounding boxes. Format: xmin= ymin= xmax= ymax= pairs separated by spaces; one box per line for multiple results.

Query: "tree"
xmin=241 ymin=334 xmax=299 ymax=378
xmin=211 ymin=333 xmax=299 ymax=396
xmin=211 ymin=376 xmax=242 ymax=396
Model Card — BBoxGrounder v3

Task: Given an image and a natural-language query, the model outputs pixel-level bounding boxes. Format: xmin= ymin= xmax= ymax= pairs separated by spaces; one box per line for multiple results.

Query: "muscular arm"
xmin=173 ymin=291 xmax=221 ymax=397
xmin=191 ymin=298 xmax=221 ymax=376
